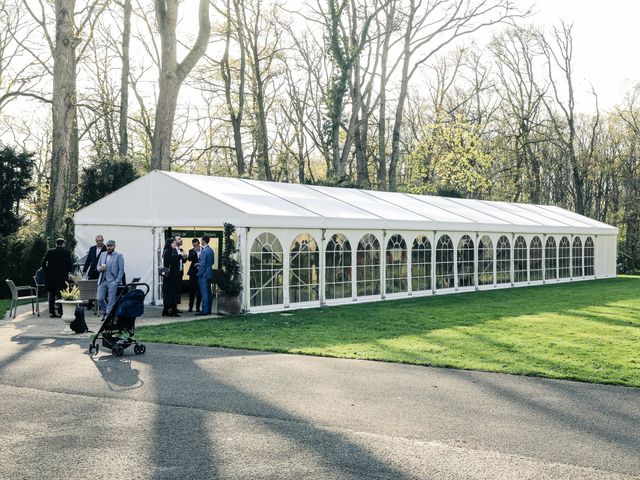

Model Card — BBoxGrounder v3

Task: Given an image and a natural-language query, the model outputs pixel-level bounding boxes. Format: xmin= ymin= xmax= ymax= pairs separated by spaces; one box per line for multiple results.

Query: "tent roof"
xmin=74 ymin=170 xmax=617 ymax=234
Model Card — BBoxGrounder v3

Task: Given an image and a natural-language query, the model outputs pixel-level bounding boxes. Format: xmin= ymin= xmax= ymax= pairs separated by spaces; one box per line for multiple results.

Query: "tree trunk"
xmin=119 ymin=0 xmax=131 ymax=159
xmin=151 ymin=0 xmax=211 ymax=171
xmin=46 ymin=0 xmax=77 ymax=241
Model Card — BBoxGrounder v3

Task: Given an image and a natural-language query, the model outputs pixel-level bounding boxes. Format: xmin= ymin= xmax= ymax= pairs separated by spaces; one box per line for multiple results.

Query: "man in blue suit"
xmin=97 ymin=239 xmax=125 ymax=317
xmin=196 ymin=235 xmax=214 ymax=315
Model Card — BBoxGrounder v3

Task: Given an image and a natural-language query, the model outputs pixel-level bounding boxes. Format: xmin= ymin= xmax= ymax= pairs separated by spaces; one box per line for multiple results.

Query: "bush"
xmin=78 ymin=158 xmax=139 ymax=208
xmin=0 ymin=234 xmax=47 ymax=299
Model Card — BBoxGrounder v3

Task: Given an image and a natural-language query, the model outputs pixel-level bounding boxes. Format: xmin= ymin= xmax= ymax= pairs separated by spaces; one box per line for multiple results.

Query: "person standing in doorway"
xmin=187 ymin=238 xmax=202 ymax=313
xmin=162 ymin=238 xmax=181 ymax=317
xmin=174 ymin=236 xmax=188 ymax=313
xmin=96 ymin=240 xmax=125 ymax=318
xmin=41 ymin=238 xmax=73 ymax=318
xmin=82 ymin=235 xmax=107 ymax=280
xmin=196 ymin=235 xmax=214 ymax=316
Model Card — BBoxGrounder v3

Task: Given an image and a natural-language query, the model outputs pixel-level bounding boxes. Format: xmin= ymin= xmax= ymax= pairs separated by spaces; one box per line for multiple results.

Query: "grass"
xmin=136 ymin=276 xmax=640 ymax=387
xmin=0 ymin=299 xmax=11 ymax=318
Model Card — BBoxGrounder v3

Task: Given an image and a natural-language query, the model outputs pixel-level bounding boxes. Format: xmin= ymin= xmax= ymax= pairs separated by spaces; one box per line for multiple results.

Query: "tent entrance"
xmin=164 ymin=227 xmax=223 ymax=270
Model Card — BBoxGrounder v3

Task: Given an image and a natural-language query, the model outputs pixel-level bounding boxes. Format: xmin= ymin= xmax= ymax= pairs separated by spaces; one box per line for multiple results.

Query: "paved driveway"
xmin=1 ymin=306 xmax=639 ymax=479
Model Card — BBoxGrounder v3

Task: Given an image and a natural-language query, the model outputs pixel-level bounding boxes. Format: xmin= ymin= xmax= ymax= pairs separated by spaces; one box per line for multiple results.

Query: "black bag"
xmin=35 ymin=267 xmax=46 ymax=285
xmin=71 ymin=307 xmax=89 ymax=334
xmin=158 ymin=266 xmax=169 ymax=277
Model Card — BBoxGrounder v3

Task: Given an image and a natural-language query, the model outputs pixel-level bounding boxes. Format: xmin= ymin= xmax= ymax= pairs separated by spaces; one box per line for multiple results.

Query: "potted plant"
xmin=216 ymin=223 xmax=243 ymax=315
xmin=56 ymin=282 xmax=83 ymax=334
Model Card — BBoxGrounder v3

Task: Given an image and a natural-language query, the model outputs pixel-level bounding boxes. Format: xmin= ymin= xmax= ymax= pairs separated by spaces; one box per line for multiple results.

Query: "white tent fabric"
xmin=74 ymin=170 xmax=618 ymax=311
xmin=75 ymin=170 xmax=617 ymax=234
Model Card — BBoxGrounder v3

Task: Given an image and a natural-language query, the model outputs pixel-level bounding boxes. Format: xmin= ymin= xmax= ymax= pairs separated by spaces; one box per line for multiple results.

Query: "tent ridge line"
xmin=159 ymin=170 xmax=251 ymax=216
xmin=538 ymin=204 xmax=614 ymax=230
xmin=237 ymin=178 xmax=323 ymax=220
xmin=495 ymin=200 xmax=576 ymax=229
xmin=357 ymin=189 xmax=436 ymax=222
xmin=437 ymin=196 xmax=516 ymax=226
xmin=304 ymin=184 xmax=387 ymax=221
xmin=404 ymin=193 xmax=480 ymax=226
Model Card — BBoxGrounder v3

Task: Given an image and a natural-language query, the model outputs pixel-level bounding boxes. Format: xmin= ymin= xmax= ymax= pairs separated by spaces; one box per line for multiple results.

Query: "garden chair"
xmin=5 ymin=279 xmax=39 ymax=318
xmin=77 ymin=279 xmax=100 ymax=315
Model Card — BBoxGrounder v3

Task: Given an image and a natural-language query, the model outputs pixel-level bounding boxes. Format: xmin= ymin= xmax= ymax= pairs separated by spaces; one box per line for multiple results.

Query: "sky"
xmin=527 ymin=0 xmax=639 ymax=110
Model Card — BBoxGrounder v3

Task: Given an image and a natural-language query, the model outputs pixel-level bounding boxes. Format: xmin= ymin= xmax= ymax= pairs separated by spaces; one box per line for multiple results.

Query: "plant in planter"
xmin=56 ymin=282 xmax=82 ymax=334
xmin=216 ymin=223 xmax=243 ymax=315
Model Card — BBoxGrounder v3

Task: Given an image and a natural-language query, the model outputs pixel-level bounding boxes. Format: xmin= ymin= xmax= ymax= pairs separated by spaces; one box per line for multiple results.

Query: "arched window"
xmin=356 ymin=234 xmax=380 ymax=296
xmin=325 ymin=233 xmax=352 ymax=300
xmin=559 ymin=236 xmax=571 ymax=278
xmin=457 ymin=235 xmax=475 ymax=287
xmin=529 ymin=236 xmax=543 ymax=281
xmin=435 ymin=235 xmax=454 ymax=289
xmin=572 ymin=237 xmax=583 ymax=278
xmin=478 ymin=235 xmax=494 ymax=286
xmin=514 ymin=236 xmax=527 ymax=283
xmin=411 ymin=236 xmax=432 ymax=292
xmin=584 ymin=237 xmax=595 ymax=276
xmin=386 ymin=235 xmax=407 ymax=294
xmin=250 ymin=233 xmax=283 ymax=307
xmin=496 ymin=235 xmax=511 ymax=284
xmin=289 ymin=233 xmax=319 ymax=303
xmin=545 ymin=237 xmax=557 ymax=280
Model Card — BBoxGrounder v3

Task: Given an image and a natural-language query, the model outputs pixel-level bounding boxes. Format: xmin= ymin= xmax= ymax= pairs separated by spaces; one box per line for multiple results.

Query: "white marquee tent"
xmin=74 ymin=170 xmax=618 ymax=312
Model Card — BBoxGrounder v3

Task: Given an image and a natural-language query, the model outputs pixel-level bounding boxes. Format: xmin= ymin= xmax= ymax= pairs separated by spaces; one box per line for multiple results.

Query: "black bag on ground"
xmin=71 ymin=307 xmax=89 ymax=334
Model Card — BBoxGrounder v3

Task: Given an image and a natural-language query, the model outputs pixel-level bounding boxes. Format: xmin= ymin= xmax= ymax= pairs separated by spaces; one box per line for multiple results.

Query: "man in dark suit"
xmin=187 ymin=238 xmax=202 ymax=312
xmin=41 ymin=238 xmax=74 ymax=317
xmin=196 ymin=235 xmax=215 ymax=316
xmin=82 ymin=235 xmax=107 ymax=280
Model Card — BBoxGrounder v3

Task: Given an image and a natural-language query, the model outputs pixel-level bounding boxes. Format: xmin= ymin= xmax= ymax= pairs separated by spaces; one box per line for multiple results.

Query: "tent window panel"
xmin=290 ymin=233 xmax=319 ymax=304
xmin=457 ymin=235 xmax=475 ymax=288
xmin=250 ymin=233 xmax=284 ymax=307
xmin=584 ymin=237 xmax=595 ymax=276
xmin=545 ymin=237 xmax=557 ymax=280
xmin=356 ymin=234 xmax=381 ymax=297
xmin=496 ymin=235 xmax=511 ymax=284
xmin=326 ymin=233 xmax=352 ymax=300
xmin=411 ymin=236 xmax=432 ymax=292
xmin=478 ymin=236 xmax=494 ymax=286
xmin=386 ymin=234 xmax=407 ymax=294
xmin=529 ymin=236 xmax=543 ymax=281
xmin=559 ymin=237 xmax=571 ymax=278
xmin=572 ymin=237 xmax=583 ymax=278
xmin=514 ymin=236 xmax=527 ymax=283
xmin=435 ymin=235 xmax=454 ymax=290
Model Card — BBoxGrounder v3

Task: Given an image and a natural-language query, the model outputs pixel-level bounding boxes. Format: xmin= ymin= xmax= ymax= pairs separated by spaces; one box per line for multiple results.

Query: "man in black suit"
xmin=41 ymin=238 xmax=74 ymax=317
xmin=82 ymin=235 xmax=107 ymax=280
xmin=187 ymin=238 xmax=202 ymax=312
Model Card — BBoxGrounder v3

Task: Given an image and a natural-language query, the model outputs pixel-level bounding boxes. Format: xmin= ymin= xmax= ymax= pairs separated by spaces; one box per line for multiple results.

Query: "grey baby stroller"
xmin=89 ymin=283 xmax=149 ymax=357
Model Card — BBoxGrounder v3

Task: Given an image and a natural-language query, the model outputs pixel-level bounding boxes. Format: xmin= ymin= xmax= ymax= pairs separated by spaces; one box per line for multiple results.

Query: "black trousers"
xmin=188 ymin=275 xmax=201 ymax=311
xmin=48 ymin=290 xmax=62 ymax=315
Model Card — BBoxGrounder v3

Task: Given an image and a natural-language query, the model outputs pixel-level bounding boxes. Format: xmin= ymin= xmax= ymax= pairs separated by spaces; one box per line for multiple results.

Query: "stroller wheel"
xmin=112 ymin=347 xmax=118 ymax=356
xmin=117 ymin=346 xmax=125 ymax=357
xmin=134 ymin=344 xmax=141 ymax=355
xmin=139 ymin=344 xmax=146 ymax=354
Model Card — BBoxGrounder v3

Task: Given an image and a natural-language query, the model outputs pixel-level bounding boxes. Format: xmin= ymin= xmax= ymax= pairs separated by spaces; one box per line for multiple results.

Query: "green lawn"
xmin=0 ymin=299 xmax=11 ymax=318
xmin=137 ymin=276 xmax=640 ymax=387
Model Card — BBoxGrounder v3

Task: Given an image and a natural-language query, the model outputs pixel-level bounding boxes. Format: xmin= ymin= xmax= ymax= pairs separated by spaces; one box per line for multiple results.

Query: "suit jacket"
xmin=97 ymin=251 xmax=125 ymax=286
xmin=187 ymin=248 xmax=200 ymax=277
xmin=41 ymin=247 xmax=73 ymax=292
xmin=197 ymin=245 xmax=214 ymax=280
xmin=83 ymin=244 xmax=107 ymax=279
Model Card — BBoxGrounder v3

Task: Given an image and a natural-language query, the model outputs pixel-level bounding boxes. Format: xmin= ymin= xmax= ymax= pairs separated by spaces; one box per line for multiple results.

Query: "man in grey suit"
xmin=195 ymin=235 xmax=214 ymax=315
xmin=97 ymin=239 xmax=125 ymax=317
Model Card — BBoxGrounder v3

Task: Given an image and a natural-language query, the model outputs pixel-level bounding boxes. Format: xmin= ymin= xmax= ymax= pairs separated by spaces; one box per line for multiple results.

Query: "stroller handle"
xmin=124 ymin=282 xmax=150 ymax=296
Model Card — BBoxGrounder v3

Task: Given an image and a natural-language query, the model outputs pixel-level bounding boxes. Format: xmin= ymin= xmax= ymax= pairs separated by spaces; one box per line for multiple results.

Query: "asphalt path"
xmin=0 ymin=308 xmax=639 ymax=479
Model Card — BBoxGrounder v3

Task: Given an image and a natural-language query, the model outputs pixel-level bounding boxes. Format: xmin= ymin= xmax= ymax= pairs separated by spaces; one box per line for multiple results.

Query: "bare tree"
xmin=151 ymin=0 xmax=211 ymax=171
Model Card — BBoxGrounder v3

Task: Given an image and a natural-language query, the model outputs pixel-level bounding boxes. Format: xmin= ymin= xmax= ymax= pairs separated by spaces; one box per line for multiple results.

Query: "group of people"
xmin=40 ymin=235 xmax=125 ymax=318
xmin=40 ymin=233 xmax=214 ymax=320
xmin=161 ymin=235 xmax=214 ymax=317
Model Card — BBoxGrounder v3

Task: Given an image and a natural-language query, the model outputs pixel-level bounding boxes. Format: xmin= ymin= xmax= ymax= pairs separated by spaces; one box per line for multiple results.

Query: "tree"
xmin=0 ymin=145 xmax=35 ymax=236
xmin=77 ymin=157 xmax=139 ymax=207
xmin=150 ymin=0 xmax=211 ymax=171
